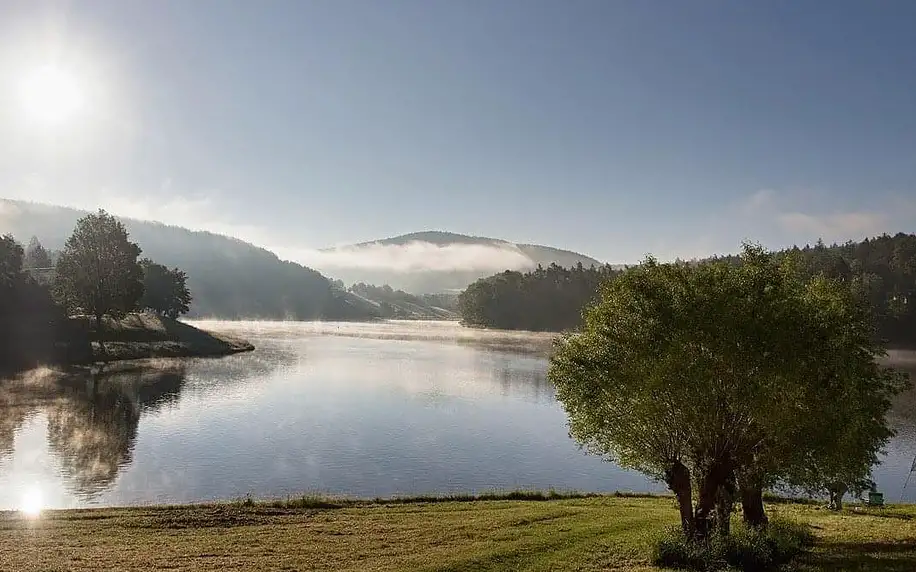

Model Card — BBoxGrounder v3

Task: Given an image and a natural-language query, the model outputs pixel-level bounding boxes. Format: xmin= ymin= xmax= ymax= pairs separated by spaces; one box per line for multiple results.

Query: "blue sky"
xmin=1 ymin=0 xmax=914 ymax=263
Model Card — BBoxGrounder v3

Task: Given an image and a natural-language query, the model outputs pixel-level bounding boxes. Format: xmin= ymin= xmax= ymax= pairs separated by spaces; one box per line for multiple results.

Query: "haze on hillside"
xmin=0 ymin=199 xmax=604 ymax=317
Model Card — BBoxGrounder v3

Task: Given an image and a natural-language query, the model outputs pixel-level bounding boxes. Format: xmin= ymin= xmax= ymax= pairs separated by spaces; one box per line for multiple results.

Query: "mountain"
xmin=318 ymin=231 xmax=602 ymax=293
xmin=0 ymin=200 xmax=377 ymax=320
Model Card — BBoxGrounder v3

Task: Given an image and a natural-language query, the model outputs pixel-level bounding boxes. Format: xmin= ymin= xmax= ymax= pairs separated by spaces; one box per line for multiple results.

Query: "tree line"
xmin=1 ymin=210 xmax=192 ymax=370
xmin=459 ymin=233 xmax=916 ymax=346
xmin=458 ymin=263 xmax=622 ymax=331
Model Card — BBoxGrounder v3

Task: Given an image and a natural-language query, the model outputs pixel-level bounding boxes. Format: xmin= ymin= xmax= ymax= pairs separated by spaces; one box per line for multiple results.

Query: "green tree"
xmin=140 ymin=259 xmax=192 ymax=318
xmin=53 ymin=210 xmax=144 ymax=329
xmin=0 ymin=235 xmax=67 ymax=370
xmin=549 ymin=245 xmax=904 ymax=539
xmin=0 ymin=234 xmax=24 ymax=290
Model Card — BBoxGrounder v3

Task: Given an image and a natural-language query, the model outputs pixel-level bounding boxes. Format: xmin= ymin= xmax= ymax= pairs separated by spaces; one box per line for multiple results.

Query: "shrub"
xmin=651 ymin=518 xmax=813 ymax=571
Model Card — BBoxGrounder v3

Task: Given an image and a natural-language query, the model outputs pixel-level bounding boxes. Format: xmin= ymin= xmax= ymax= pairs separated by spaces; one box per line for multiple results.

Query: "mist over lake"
xmin=1 ymin=321 xmax=914 ymax=510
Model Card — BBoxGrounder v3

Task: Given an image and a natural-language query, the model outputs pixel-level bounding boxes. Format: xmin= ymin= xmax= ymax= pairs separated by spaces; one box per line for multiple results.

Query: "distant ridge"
xmin=318 ymin=230 xmax=603 ymax=293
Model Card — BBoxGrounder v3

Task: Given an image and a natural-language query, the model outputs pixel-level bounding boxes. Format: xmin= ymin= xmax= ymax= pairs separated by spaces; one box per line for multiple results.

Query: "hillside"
xmin=348 ymin=283 xmax=458 ymax=320
xmin=0 ymin=200 xmax=377 ymax=320
xmin=318 ymin=231 xmax=602 ymax=293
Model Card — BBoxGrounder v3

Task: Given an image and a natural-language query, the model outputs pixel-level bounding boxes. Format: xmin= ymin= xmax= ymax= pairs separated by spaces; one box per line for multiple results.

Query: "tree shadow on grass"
xmin=801 ymin=541 xmax=916 ymax=571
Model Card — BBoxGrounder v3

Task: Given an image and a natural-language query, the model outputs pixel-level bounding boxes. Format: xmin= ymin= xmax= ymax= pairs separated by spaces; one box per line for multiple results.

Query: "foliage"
xmin=52 ymin=210 xmax=144 ymax=327
xmin=549 ymin=245 xmax=905 ymax=539
xmin=459 ymin=262 xmax=621 ymax=331
xmin=652 ymin=518 xmax=813 ymax=571
xmin=716 ymin=233 xmax=916 ymax=347
xmin=0 ymin=234 xmax=24 ymax=289
xmin=0 ymin=235 xmax=68 ymax=370
xmin=140 ymin=259 xmax=192 ymax=318
xmin=459 ymin=233 xmax=916 ymax=348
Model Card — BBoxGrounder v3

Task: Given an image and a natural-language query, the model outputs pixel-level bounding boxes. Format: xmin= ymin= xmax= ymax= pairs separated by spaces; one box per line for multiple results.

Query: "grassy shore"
xmin=1 ymin=495 xmax=914 ymax=571
xmin=68 ymin=313 xmax=254 ymax=364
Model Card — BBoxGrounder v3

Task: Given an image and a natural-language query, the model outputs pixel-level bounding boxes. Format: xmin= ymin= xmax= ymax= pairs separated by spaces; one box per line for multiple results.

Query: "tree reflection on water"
xmin=0 ymin=365 xmax=186 ymax=498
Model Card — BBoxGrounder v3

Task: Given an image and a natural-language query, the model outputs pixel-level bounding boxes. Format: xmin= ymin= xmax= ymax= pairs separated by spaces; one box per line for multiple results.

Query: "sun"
xmin=19 ymin=65 xmax=85 ymax=125
xmin=20 ymin=487 xmax=44 ymax=517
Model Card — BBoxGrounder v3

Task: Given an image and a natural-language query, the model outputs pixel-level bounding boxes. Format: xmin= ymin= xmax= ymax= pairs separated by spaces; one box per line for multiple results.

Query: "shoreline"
xmin=56 ymin=313 xmax=255 ymax=368
xmin=3 ymin=489 xmax=906 ymax=516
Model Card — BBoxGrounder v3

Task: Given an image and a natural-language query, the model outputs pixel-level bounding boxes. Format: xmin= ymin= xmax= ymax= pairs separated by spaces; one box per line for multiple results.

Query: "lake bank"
xmin=2 ymin=495 xmax=914 ymax=571
xmin=61 ymin=313 xmax=254 ymax=365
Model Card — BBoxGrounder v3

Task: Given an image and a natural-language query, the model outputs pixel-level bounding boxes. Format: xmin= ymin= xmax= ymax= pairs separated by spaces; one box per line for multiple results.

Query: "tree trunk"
xmin=665 ymin=460 xmax=694 ymax=536
xmin=695 ymin=457 xmax=733 ymax=539
xmin=827 ymin=483 xmax=847 ymax=511
xmin=95 ymin=312 xmax=104 ymax=332
xmin=715 ymin=476 xmax=737 ymax=536
xmin=740 ymin=483 xmax=768 ymax=528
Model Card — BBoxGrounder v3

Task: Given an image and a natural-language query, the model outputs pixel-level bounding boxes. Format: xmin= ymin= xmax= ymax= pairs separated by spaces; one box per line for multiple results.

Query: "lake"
xmin=1 ymin=320 xmax=914 ymax=510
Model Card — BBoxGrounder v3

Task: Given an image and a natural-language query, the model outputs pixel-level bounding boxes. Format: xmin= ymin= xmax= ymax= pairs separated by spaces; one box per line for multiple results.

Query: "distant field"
xmin=2 ymin=496 xmax=914 ymax=571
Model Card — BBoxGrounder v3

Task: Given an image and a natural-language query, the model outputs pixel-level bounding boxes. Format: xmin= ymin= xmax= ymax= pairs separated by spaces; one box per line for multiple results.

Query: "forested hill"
xmin=458 ymin=234 xmax=916 ymax=346
xmin=317 ymin=231 xmax=602 ymax=293
xmin=0 ymin=200 xmax=377 ymax=320
xmin=459 ymin=263 xmax=622 ymax=332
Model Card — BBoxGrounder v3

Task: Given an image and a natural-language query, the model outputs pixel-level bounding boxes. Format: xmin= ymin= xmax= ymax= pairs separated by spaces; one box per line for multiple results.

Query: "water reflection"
xmin=0 ymin=366 xmax=187 ymax=498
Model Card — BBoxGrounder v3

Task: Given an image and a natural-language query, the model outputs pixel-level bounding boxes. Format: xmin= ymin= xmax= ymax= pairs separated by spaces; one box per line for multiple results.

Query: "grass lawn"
xmin=1 ymin=496 xmax=914 ymax=571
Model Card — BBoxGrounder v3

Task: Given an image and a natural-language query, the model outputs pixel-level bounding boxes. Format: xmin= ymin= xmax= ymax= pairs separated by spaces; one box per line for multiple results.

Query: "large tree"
xmin=53 ymin=210 xmax=144 ymax=329
xmin=549 ymin=245 xmax=905 ymax=539
xmin=140 ymin=259 xmax=192 ymax=318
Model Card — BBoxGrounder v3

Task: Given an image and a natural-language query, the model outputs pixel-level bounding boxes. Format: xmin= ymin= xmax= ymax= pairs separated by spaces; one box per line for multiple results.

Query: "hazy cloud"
xmin=279 ymin=241 xmax=536 ymax=273
xmin=735 ymin=189 xmax=905 ymax=245
xmin=777 ymin=211 xmax=888 ymax=240
xmin=740 ymin=188 xmax=777 ymax=215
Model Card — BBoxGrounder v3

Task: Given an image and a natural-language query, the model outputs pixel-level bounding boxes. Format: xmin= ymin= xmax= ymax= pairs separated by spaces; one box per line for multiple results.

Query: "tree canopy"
xmin=140 ymin=259 xmax=192 ymax=318
xmin=549 ymin=245 xmax=907 ymax=539
xmin=53 ymin=210 xmax=144 ymax=327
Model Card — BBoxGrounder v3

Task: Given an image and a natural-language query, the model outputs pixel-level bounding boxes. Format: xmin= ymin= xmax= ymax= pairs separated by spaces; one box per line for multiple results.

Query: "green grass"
xmin=0 ymin=495 xmax=913 ymax=571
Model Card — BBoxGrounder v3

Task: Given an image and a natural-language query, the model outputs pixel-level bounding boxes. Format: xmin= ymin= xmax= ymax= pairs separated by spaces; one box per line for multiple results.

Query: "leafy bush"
xmin=652 ymin=518 xmax=813 ymax=571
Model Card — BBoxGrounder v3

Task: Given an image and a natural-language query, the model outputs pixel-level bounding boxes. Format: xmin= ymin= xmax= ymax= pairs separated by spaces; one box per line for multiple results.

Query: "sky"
xmin=1 ymin=0 xmax=914 ymax=264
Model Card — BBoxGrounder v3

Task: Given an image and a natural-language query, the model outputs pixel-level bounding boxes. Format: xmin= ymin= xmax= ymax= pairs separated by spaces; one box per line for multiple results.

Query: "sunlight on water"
xmin=20 ymin=487 xmax=43 ymax=517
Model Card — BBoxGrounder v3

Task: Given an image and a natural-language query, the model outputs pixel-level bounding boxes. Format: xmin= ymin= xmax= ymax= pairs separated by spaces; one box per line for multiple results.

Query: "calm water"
xmin=1 ymin=320 xmax=914 ymax=510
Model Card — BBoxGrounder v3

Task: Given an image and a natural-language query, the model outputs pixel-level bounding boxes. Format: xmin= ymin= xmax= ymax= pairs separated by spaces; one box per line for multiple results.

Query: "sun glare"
xmin=19 ymin=65 xmax=85 ymax=125
xmin=20 ymin=488 xmax=43 ymax=517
